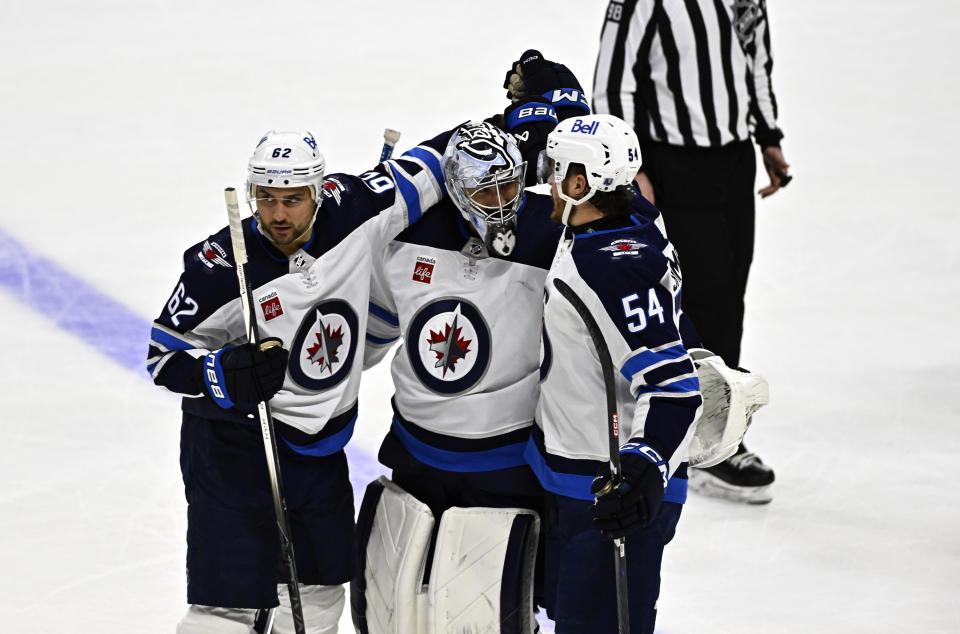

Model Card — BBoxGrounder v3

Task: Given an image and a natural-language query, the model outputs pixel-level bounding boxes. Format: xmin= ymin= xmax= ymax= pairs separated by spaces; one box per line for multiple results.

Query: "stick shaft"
xmin=225 ymin=188 xmax=306 ymax=634
xmin=552 ymin=277 xmax=630 ymax=634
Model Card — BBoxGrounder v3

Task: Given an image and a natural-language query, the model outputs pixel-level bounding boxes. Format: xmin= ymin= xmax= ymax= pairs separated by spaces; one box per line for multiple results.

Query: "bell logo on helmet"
xmin=569 ymin=119 xmax=600 ymax=135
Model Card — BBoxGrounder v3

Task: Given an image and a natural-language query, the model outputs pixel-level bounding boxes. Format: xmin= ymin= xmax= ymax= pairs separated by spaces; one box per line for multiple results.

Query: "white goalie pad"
xmin=361 ymin=477 xmax=435 ymax=634
xmin=429 ymin=506 xmax=540 ymax=634
xmin=357 ymin=477 xmax=540 ymax=634
xmin=687 ymin=349 xmax=770 ymax=468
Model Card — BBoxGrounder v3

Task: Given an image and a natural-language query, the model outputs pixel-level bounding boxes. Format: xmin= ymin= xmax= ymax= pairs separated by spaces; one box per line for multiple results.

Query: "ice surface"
xmin=1 ymin=1 xmax=958 ymax=632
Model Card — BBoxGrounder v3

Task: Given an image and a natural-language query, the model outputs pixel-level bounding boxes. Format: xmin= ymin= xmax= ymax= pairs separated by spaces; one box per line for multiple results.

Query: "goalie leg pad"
xmin=687 ymin=350 xmax=770 ymax=468
xmin=428 ymin=506 xmax=540 ymax=634
xmin=352 ymin=476 xmax=435 ymax=634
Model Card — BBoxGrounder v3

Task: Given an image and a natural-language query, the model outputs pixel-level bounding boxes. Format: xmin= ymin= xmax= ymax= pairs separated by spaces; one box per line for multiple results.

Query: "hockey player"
xmin=353 ymin=53 xmax=591 ymax=633
xmin=147 ymin=128 xmax=448 ymax=633
xmin=527 ymin=114 xmax=703 ymax=633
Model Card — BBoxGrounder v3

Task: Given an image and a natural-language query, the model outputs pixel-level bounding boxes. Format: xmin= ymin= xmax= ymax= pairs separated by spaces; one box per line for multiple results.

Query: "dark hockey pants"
xmin=543 ymin=495 xmax=682 ymax=634
xmin=180 ymin=413 xmax=355 ymax=608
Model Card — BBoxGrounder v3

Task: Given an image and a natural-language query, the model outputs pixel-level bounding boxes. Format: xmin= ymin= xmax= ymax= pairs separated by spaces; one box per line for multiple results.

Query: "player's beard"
xmin=264 ymin=217 xmax=313 ymax=246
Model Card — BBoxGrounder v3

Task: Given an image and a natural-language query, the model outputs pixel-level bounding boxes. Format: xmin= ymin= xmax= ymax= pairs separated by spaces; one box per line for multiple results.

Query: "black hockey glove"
xmin=493 ymin=97 xmax=559 ymax=185
xmin=591 ymin=440 xmax=669 ymax=539
xmin=200 ymin=337 xmax=289 ymax=408
xmin=503 ymin=49 xmax=590 ymax=121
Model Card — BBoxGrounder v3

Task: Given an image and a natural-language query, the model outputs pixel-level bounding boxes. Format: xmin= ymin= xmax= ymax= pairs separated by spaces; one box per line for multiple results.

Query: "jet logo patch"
xmin=198 ymin=240 xmax=232 ymax=269
xmin=601 ymin=239 xmax=646 ymax=258
xmin=288 ymin=299 xmax=359 ymax=391
xmin=407 ymin=298 xmax=491 ymax=394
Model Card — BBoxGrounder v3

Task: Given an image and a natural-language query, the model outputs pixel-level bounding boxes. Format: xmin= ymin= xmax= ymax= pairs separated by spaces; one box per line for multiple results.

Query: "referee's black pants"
xmin=643 ymin=140 xmax=756 ymax=368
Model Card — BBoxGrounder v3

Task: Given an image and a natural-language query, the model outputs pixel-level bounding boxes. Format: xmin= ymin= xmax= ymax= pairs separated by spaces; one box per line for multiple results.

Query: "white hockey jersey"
xmin=146 ymin=132 xmax=448 ymax=456
xmin=525 ymin=202 xmax=702 ymax=502
xmin=364 ymin=192 xmax=562 ymax=471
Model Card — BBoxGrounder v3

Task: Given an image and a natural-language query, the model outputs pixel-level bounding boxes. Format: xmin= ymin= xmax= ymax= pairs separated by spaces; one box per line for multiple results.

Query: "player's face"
xmin=464 ymin=181 xmax=520 ymax=215
xmin=254 ymin=185 xmax=315 ymax=247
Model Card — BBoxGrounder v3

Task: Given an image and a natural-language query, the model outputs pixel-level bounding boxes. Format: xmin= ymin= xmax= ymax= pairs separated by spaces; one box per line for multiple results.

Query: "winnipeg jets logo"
xmin=321 ymin=178 xmax=345 ymax=205
xmin=197 ymin=240 xmax=232 ymax=269
xmin=305 ymin=312 xmax=345 ymax=375
xmin=288 ymin=300 xmax=358 ymax=390
xmin=426 ymin=303 xmax=473 ymax=377
xmin=601 ymin=239 xmax=646 ymax=258
xmin=408 ymin=298 xmax=491 ymax=394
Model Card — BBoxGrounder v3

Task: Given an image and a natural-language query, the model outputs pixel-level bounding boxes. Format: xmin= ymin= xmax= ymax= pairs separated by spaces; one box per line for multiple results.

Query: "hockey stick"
xmin=225 ymin=187 xmax=306 ymax=634
xmin=380 ymin=128 xmax=401 ymax=162
xmin=552 ymin=277 xmax=630 ymax=634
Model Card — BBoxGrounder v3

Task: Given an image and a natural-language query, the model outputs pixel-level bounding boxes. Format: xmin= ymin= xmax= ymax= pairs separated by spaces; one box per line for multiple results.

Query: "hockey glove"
xmin=591 ymin=441 xmax=669 ymax=539
xmin=200 ymin=337 xmax=289 ymax=408
xmin=495 ymin=97 xmax=559 ymax=185
xmin=502 ymin=49 xmax=590 ymax=120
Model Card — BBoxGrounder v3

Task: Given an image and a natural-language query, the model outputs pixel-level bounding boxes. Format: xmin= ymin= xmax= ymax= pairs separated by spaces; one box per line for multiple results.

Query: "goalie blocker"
xmin=351 ymin=477 xmax=540 ymax=634
xmin=685 ymin=349 xmax=770 ymax=468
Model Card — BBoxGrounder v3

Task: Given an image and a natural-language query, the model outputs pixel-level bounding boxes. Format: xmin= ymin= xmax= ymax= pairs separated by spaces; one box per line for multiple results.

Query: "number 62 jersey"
xmin=145 ymin=134 xmax=447 ymax=456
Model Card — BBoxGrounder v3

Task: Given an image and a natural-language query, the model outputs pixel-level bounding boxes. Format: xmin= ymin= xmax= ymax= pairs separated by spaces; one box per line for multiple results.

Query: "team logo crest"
xmin=601 ymin=238 xmax=646 ymax=258
xmin=197 ymin=240 xmax=232 ymax=269
xmin=288 ymin=299 xmax=358 ymax=390
xmin=321 ymin=178 xmax=345 ymax=205
xmin=407 ymin=298 xmax=491 ymax=394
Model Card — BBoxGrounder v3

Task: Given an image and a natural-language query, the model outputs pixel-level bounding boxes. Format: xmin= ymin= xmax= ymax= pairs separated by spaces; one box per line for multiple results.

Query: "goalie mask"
xmin=246 ymin=130 xmax=326 ymax=244
xmin=442 ymin=121 xmax=526 ymax=257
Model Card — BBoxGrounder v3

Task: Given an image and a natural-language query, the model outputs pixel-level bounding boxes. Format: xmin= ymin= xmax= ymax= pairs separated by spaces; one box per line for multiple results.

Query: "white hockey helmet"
xmin=246 ymin=130 xmax=326 ymax=203
xmin=442 ymin=121 xmax=526 ymax=257
xmin=543 ymin=114 xmax=641 ymax=224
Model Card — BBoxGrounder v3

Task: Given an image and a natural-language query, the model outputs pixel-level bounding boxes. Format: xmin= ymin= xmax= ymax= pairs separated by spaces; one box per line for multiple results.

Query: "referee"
xmin=593 ymin=0 xmax=791 ymax=504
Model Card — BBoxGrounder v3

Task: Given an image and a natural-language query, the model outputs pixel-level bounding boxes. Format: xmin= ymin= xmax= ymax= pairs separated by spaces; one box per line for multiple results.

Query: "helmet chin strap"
xmin=556 ymin=182 xmax=596 ymax=226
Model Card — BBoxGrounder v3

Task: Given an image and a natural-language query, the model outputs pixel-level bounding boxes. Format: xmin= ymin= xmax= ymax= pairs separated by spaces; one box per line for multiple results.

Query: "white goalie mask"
xmin=442 ymin=121 xmax=526 ymax=257
xmin=246 ymin=130 xmax=326 ymax=241
xmin=543 ymin=114 xmax=641 ymax=225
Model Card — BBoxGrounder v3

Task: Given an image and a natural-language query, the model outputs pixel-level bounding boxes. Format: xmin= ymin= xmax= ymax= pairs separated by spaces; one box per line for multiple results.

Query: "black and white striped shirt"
xmin=593 ymin=0 xmax=783 ymax=149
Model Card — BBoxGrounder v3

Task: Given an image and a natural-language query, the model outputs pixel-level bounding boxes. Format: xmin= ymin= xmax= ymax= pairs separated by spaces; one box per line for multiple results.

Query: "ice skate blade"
xmin=688 ymin=469 xmax=773 ymax=505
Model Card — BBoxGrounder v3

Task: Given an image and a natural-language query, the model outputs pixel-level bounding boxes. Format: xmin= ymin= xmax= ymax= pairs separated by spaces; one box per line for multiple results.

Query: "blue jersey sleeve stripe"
xmin=664 ymin=477 xmax=688 ymax=504
xmin=150 ymin=326 xmax=195 ymax=352
xmin=620 ymin=343 xmax=687 ymax=381
xmin=635 ymin=376 xmax=701 ymax=396
xmin=387 ymin=163 xmax=423 ymax=225
xmin=368 ymin=301 xmax=399 ymax=326
xmin=365 ymin=333 xmax=399 ymax=345
xmin=400 ymin=147 xmax=444 ymax=190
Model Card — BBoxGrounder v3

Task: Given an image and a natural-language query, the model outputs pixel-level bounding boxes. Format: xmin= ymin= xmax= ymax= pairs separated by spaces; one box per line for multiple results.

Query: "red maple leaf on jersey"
xmin=306 ymin=324 xmax=344 ymax=370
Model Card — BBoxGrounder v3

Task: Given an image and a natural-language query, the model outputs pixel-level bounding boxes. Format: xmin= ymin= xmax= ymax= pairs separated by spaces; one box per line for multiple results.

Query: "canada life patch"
xmin=412 ymin=255 xmax=436 ymax=284
xmin=258 ymin=291 xmax=284 ymax=321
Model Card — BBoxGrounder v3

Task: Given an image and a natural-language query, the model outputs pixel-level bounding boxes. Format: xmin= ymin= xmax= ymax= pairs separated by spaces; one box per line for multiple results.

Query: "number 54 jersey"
xmin=365 ymin=192 xmax=562 ymax=470
xmin=146 ymin=136 xmax=447 ymax=455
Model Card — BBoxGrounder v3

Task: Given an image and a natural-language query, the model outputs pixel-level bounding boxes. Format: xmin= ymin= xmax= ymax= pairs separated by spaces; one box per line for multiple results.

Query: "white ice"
xmin=1 ymin=1 xmax=958 ymax=632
